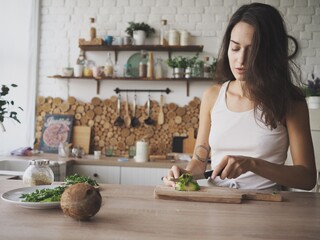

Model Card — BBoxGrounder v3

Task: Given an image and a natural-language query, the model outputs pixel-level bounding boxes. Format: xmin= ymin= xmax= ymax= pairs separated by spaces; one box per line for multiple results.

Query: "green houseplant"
xmin=125 ymin=22 xmax=155 ymax=38
xmin=0 ymin=84 xmax=23 ymax=132
xmin=166 ymin=56 xmax=189 ymax=78
xmin=125 ymin=22 xmax=155 ymax=45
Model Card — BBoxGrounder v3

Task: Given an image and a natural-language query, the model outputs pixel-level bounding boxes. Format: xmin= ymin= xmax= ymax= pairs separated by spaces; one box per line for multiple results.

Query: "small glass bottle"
xmin=124 ymin=63 xmax=132 ymax=77
xmin=23 ymin=159 xmax=54 ymax=186
xmin=113 ymin=61 xmax=122 ymax=77
xmin=160 ymin=19 xmax=168 ymax=46
xmin=154 ymin=58 xmax=164 ymax=79
xmin=203 ymin=57 xmax=211 ymax=78
xmin=139 ymin=50 xmax=147 ymax=78
xmin=104 ymin=52 xmax=114 ymax=77
xmin=89 ymin=18 xmax=96 ymax=41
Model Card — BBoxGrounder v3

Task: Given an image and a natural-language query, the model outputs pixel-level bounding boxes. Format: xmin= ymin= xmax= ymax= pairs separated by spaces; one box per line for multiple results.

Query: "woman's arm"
xmin=163 ymin=84 xmax=221 ymax=187
xmin=212 ymin=100 xmax=317 ymax=190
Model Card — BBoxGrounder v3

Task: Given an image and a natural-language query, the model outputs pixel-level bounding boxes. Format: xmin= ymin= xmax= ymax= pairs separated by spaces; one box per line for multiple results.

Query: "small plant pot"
xmin=306 ymin=96 xmax=320 ymax=109
xmin=173 ymin=68 xmax=185 ymax=78
xmin=185 ymin=67 xmax=192 ymax=78
xmin=133 ymin=30 xmax=146 ymax=45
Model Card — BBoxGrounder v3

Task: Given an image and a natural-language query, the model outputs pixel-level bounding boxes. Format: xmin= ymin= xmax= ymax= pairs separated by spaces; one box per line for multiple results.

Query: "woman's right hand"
xmin=162 ymin=165 xmax=189 ymax=187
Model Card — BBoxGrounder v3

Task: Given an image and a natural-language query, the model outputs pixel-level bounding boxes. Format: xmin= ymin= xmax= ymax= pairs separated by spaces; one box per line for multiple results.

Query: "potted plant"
xmin=0 ymin=84 xmax=23 ymax=132
xmin=304 ymin=74 xmax=320 ymax=109
xmin=166 ymin=56 xmax=188 ymax=78
xmin=125 ymin=22 xmax=155 ymax=45
xmin=185 ymin=56 xmax=198 ymax=78
xmin=192 ymin=59 xmax=205 ymax=78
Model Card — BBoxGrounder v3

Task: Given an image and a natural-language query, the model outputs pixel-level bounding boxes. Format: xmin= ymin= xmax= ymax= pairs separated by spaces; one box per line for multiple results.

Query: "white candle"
xmin=135 ymin=141 xmax=149 ymax=162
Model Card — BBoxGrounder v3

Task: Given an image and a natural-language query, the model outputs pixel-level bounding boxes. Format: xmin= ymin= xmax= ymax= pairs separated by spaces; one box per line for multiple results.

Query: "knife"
xmin=164 ymin=170 xmax=214 ymax=182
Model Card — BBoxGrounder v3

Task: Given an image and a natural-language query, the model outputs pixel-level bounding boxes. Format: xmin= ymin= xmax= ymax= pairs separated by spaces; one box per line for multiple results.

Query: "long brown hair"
xmin=214 ymin=3 xmax=304 ymax=129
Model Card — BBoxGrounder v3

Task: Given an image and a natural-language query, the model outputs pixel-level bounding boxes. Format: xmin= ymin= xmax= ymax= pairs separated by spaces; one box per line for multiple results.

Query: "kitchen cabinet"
xmin=69 ymin=165 xmax=120 ymax=184
xmin=120 ymin=167 xmax=168 ymax=186
xmin=68 ymin=164 xmax=168 ymax=186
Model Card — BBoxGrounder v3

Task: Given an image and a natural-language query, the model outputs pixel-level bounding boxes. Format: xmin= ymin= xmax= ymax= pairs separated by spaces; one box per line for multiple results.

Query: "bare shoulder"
xmin=286 ymin=99 xmax=310 ymax=126
xmin=201 ymin=83 xmax=223 ymax=111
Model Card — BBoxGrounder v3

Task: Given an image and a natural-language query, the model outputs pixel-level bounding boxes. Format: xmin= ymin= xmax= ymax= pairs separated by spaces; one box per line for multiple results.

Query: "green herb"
xmin=20 ymin=186 xmax=66 ymax=202
xmin=20 ymin=174 xmax=99 ymax=202
xmin=64 ymin=173 xmax=99 ymax=186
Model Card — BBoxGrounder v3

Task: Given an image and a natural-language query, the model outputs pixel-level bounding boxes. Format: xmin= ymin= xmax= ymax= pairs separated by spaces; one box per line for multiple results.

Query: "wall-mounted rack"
xmin=114 ymin=88 xmax=171 ymax=94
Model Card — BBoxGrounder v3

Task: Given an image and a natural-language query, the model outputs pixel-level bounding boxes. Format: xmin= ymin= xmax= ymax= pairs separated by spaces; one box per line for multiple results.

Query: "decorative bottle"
xmin=139 ymin=50 xmax=147 ymax=78
xmin=160 ymin=19 xmax=168 ymax=46
xmin=147 ymin=51 xmax=154 ymax=79
xmin=203 ymin=57 xmax=211 ymax=78
xmin=104 ymin=52 xmax=114 ymax=77
xmin=89 ymin=18 xmax=96 ymax=41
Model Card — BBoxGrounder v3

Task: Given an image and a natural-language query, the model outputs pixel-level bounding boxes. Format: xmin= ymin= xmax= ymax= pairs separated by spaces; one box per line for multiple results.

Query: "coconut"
xmin=60 ymin=183 xmax=102 ymax=221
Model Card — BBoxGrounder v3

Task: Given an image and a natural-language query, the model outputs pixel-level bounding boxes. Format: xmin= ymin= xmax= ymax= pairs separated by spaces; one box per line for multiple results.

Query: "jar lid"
xmin=29 ymin=159 xmax=50 ymax=166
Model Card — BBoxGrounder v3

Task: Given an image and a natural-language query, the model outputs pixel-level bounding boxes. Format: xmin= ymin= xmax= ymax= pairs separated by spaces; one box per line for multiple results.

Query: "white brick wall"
xmin=38 ymin=0 xmax=320 ymax=105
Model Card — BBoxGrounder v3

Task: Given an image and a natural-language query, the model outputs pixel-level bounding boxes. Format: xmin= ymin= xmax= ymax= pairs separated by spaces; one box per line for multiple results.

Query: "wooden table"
xmin=0 ymin=180 xmax=319 ymax=240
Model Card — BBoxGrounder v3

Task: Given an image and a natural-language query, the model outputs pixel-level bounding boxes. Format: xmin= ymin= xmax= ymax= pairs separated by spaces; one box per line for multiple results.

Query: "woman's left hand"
xmin=211 ymin=155 xmax=255 ymax=180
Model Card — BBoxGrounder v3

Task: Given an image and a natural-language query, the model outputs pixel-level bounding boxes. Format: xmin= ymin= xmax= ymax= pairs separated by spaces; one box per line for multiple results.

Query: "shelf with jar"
xmin=78 ymin=44 xmax=204 ymax=62
xmin=47 ymin=75 xmax=213 ymax=96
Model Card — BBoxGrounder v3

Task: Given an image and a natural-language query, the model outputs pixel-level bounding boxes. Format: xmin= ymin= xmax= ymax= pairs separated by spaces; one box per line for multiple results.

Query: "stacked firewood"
xmin=35 ymin=95 xmax=201 ymax=156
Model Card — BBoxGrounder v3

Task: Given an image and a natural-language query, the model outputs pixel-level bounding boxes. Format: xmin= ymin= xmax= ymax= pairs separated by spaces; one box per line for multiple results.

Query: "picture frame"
xmin=39 ymin=114 xmax=74 ymax=153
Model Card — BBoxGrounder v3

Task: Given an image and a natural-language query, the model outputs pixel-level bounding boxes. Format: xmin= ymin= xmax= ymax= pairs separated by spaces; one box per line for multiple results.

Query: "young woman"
xmin=163 ymin=3 xmax=317 ymax=190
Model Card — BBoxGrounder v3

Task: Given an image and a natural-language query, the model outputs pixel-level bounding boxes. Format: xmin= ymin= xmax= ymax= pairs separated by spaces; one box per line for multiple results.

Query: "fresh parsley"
xmin=20 ymin=173 xmax=99 ymax=202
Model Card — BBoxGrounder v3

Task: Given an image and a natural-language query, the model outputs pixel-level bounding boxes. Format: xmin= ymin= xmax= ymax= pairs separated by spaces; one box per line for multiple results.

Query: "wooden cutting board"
xmin=154 ymin=185 xmax=282 ymax=204
xmin=183 ymin=128 xmax=196 ymax=154
xmin=72 ymin=126 xmax=91 ymax=154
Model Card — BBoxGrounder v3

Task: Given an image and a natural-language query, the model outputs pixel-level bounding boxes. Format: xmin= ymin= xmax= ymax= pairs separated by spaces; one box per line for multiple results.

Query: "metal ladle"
xmin=131 ymin=93 xmax=139 ymax=127
xmin=114 ymin=94 xmax=124 ymax=126
xmin=144 ymin=94 xmax=155 ymax=125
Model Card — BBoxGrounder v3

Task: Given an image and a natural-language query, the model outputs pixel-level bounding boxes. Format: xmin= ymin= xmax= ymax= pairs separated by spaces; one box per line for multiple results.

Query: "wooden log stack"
xmin=35 ymin=96 xmax=201 ymax=156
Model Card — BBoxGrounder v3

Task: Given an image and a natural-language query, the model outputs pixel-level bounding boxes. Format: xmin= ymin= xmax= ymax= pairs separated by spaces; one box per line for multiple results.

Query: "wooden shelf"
xmin=79 ymin=44 xmax=204 ymax=61
xmin=79 ymin=44 xmax=203 ymax=52
xmin=48 ymin=76 xmax=213 ymax=96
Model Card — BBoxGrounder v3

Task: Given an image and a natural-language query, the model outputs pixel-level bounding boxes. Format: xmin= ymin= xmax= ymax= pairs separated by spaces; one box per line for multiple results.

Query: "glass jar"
xmin=23 ymin=159 xmax=54 ymax=186
xmin=124 ymin=63 xmax=132 ymax=77
xmin=104 ymin=52 xmax=114 ymax=77
xmin=154 ymin=58 xmax=164 ymax=79
xmin=180 ymin=30 xmax=190 ymax=46
xmin=168 ymin=29 xmax=180 ymax=46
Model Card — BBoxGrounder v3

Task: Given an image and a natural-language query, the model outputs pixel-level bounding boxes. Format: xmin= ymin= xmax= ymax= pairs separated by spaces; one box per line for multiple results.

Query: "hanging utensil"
xmin=124 ymin=93 xmax=131 ymax=128
xmin=114 ymin=94 xmax=124 ymax=126
xmin=144 ymin=94 xmax=155 ymax=125
xmin=158 ymin=93 xmax=164 ymax=125
xmin=131 ymin=93 xmax=139 ymax=127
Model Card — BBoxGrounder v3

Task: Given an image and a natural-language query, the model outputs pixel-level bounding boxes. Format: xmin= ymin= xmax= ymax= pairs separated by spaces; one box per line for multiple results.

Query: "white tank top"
xmin=209 ymin=81 xmax=289 ymax=190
